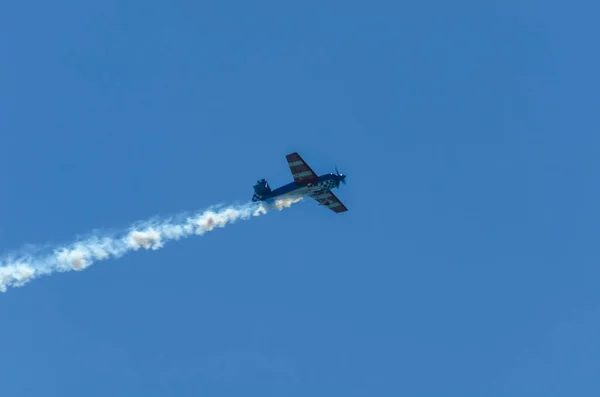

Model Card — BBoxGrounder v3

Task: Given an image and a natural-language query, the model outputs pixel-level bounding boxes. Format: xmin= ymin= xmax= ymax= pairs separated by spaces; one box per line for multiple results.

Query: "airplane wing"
xmin=309 ymin=189 xmax=348 ymax=213
xmin=286 ymin=152 xmax=319 ymax=185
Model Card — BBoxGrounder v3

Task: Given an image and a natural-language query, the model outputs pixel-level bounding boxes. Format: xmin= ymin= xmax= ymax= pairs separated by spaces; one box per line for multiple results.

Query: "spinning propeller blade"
xmin=335 ymin=165 xmax=347 ymax=185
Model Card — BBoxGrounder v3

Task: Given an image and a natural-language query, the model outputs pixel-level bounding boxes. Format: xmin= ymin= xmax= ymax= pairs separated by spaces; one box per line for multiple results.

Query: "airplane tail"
xmin=252 ymin=179 xmax=271 ymax=202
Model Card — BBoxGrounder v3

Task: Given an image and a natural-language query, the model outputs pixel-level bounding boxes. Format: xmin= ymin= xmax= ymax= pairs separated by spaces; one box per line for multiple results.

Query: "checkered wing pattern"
xmin=322 ymin=179 xmax=338 ymax=190
xmin=309 ymin=189 xmax=348 ymax=213
xmin=286 ymin=152 xmax=319 ymax=185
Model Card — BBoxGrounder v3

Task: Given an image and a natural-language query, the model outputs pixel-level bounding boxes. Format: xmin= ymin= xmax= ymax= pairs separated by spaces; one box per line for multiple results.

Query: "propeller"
xmin=335 ymin=165 xmax=347 ymax=185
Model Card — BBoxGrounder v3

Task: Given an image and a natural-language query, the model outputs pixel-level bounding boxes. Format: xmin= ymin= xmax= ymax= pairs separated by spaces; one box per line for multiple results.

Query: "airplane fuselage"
xmin=253 ymin=173 xmax=342 ymax=203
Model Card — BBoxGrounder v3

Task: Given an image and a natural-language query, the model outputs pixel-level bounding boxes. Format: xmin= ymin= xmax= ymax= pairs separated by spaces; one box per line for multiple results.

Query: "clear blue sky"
xmin=1 ymin=1 xmax=599 ymax=395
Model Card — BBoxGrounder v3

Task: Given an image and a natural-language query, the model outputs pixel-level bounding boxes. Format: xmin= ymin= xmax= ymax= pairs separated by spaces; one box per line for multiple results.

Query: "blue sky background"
xmin=1 ymin=1 xmax=599 ymax=395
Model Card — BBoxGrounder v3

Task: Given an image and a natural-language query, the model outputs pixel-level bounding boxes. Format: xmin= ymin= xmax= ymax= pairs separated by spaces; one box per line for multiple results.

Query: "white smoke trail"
xmin=0 ymin=197 xmax=303 ymax=293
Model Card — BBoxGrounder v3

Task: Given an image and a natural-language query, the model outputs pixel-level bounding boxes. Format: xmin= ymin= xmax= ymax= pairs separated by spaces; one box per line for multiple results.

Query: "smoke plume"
xmin=0 ymin=197 xmax=302 ymax=292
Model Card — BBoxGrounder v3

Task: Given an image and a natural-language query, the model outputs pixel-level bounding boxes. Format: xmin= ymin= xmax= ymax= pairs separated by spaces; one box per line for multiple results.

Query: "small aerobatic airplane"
xmin=252 ymin=152 xmax=348 ymax=213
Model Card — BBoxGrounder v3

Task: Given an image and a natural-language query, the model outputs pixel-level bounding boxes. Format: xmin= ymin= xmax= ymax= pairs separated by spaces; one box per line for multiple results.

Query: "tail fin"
xmin=252 ymin=179 xmax=271 ymax=202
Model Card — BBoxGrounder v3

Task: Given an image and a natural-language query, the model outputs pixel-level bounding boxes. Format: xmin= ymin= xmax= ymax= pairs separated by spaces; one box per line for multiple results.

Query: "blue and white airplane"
xmin=252 ymin=152 xmax=348 ymax=213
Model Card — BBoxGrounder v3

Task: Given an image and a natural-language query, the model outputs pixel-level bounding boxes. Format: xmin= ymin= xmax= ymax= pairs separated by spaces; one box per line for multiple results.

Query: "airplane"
xmin=252 ymin=152 xmax=348 ymax=213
